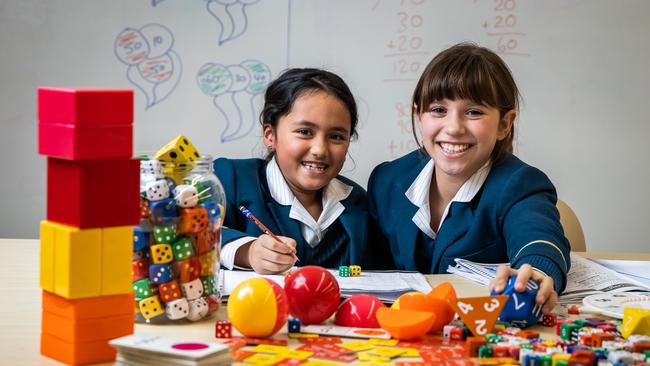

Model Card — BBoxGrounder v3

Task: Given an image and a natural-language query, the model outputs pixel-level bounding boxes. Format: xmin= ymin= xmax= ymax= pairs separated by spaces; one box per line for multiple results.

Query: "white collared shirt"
xmin=405 ymin=159 xmax=491 ymax=240
xmin=220 ymin=157 xmax=353 ymax=269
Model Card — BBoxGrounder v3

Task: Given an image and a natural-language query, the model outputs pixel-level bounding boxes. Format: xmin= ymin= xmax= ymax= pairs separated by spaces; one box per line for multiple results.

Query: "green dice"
xmin=172 ymin=237 xmax=194 ymax=260
xmin=338 ymin=265 xmax=349 ymax=277
xmin=153 ymin=224 xmax=176 ymax=243
xmin=132 ymin=278 xmax=157 ymax=301
xmin=201 ymin=275 xmax=216 ymax=296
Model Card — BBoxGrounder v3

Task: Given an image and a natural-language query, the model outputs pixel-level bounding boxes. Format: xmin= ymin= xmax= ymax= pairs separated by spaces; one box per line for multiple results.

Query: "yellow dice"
xmin=349 ymin=265 xmax=361 ymax=277
xmin=149 ymin=243 xmax=174 ymax=264
xmin=154 ymin=135 xmax=200 ymax=163
xmin=199 ymin=250 xmax=215 ymax=276
xmin=138 ymin=296 xmax=165 ymax=319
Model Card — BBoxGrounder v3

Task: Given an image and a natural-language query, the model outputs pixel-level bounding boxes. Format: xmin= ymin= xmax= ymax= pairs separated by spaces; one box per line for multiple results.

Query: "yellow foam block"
xmin=40 ymin=221 xmax=132 ymax=299
xmin=622 ymin=307 xmax=650 ymax=338
xmin=101 ymin=226 xmax=133 ymax=295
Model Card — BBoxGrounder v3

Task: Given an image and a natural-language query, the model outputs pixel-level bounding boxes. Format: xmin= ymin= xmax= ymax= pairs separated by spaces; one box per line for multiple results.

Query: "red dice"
xmin=216 ymin=320 xmax=232 ymax=338
xmin=140 ymin=197 xmax=151 ymax=221
xmin=158 ymin=280 xmax=182 ymax=303
xmin=132 ymin=258 xmax=150 ymax=281
xmin=540 ymin=313 xmax=557 ymax=327
xmin=191 ymin=226 xmax=215 ymax=254
xmin=173 ymin=256 xmax=201 ymax=283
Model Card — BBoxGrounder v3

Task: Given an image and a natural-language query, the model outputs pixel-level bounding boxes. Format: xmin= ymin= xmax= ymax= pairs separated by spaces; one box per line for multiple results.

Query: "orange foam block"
xmin=376 ymin=307 xmax=436 ymax=340
xmin=41 ymin=333 xmax=117 ymax=366
xmin=428 ymin=282 xmax=458 ymax=332
xmin=41 ymin=291 xmax=134 ymax=364
xmin=393 ymin=292 xmax=450 ymax=333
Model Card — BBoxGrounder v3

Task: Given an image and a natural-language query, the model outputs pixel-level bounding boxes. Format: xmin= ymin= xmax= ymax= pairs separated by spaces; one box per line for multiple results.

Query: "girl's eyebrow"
xmin=291 ymin=120 xmax=350 ymax=134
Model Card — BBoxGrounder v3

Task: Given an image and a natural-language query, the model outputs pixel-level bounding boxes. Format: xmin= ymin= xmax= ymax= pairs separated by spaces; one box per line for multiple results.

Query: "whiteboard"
xmin=1 ymin=0 xmax=650 ymax=253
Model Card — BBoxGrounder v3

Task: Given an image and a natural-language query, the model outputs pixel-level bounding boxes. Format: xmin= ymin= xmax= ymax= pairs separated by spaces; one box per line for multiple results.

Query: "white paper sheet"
xmin=218 ymin=269 xmax=432 ymax=303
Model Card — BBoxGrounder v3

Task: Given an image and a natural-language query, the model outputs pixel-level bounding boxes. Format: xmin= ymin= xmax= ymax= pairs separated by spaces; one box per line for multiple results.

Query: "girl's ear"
xmin=497 ymin=110 xmax=516 ymax=140
xmin=413 ymin=103 xmax=421 ymax=124
xmin=262 ymin=123 xmax=275 ymax=150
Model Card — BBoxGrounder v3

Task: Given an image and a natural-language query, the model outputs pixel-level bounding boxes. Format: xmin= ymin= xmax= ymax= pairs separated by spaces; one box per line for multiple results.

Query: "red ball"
xmin=284 ymin=266 xmax=340 ymax=325
xmin=335 ymin=294 xmax=385 ymax=328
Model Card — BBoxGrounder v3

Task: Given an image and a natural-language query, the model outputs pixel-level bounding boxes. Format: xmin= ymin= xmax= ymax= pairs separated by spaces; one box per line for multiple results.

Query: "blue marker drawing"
xmin=114 ymin=24 xmax=182 ymax=110
xmin=197 ymin=60 xmax=271 ymax=142
xmin=206 ymin=0 xmax=260 ymax=46
xmin=151 ymin=0 xmax=166 ymax=6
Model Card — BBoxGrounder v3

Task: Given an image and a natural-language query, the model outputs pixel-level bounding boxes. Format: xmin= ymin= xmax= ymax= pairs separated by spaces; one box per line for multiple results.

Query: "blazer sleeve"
xmin=213 ymin=158 xmax=254 ymax=246
xmin=366 ymin=164 xmax=396 ymax=270
xmin=498 ymin=165 xmax=571 ymax=293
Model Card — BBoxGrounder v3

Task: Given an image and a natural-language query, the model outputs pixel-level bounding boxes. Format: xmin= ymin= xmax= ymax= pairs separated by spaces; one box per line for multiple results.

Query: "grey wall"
xmin=1 ymin=0 xmax=649 ymax=252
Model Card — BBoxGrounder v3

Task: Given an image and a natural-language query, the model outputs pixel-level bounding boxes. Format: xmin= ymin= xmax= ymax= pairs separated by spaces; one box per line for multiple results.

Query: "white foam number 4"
xmin=457 ymin=301 xmax=474 ymax=315
xmin=484 ymin=298 xmax=500 ymax=312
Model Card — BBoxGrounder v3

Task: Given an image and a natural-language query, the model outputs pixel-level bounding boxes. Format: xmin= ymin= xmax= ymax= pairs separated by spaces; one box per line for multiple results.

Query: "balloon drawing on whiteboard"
xmin=114 ymin=24 xmax=182 ymax=110
xmin=196 ymin=60 xmax=271 ymax=142
xmin=206 ymin=0 xmax=260 ymax=46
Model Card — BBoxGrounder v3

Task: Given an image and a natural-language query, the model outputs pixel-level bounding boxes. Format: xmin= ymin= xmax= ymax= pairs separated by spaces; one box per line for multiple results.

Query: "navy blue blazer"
xmin=213 ymin=157 xmax=374 ymax=269
xmin=368 ymin=150 xmax=571 ymax=292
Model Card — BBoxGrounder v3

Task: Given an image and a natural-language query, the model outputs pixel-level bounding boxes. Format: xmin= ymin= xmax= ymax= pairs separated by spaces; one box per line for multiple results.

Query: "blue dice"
xmin=288 ymin=318 xmax=301 ymax=334
xmin=491 ymin=275 xmax=542 ymax=327
xmin=148 ymin=263 xmax=173 ymax=284
xmin=133 ymin=225 xmax=150 ymax=251
xmin=150 ymin=198 xmax=176 ymax=225
xmin=201 ymin=201 xmax=219 ymax=221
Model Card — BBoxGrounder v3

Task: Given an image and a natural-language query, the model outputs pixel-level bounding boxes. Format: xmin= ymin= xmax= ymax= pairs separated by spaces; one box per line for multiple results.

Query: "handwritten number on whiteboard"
xmin=494 ymin=0 xmax=516 ymax=11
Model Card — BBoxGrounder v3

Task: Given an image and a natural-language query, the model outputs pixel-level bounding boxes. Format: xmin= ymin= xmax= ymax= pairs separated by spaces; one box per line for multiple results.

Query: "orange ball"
xmin=227 ymin=278 xmax=288 ymax=338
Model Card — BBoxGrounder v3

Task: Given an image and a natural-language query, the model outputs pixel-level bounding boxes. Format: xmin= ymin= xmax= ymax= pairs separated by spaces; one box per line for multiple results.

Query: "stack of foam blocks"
xmin=38 ymin=87 xmax=139 ymax=365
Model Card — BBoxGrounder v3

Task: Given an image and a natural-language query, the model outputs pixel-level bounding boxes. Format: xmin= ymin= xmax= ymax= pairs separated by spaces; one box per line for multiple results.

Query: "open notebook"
xmin=446 ymin=254 xmax=650 ymax=304
xmin=218 ymin=269 xmax=432 ymax=303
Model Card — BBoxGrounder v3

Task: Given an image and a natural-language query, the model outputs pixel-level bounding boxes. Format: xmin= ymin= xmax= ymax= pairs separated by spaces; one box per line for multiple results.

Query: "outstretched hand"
xmin=489 ymin=263 xmax=558 ymax=315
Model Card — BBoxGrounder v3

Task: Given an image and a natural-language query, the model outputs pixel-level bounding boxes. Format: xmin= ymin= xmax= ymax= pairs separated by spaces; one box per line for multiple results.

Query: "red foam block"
xmin=38 ymin=121 xmax=132 ymax=160
xmin=38 ymin=87 xmax=133 ymax=125
xmin=47 ymin=158 xmax=140 ymax=228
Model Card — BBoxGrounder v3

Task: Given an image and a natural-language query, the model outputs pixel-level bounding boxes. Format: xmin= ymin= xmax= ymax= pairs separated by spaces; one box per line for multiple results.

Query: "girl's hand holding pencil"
xmin=238 ymin=206 xmax=299 ymax=274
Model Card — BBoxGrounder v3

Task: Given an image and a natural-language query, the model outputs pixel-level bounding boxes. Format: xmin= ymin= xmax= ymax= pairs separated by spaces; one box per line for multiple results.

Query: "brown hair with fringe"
xmin=411 ymin=42 xmax=520 ymax=162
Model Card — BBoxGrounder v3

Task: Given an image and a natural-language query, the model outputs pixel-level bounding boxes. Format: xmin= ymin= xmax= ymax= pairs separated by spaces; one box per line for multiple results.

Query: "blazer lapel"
xmin=430 ymin=201 xmax=473 ymax=272
xmin=392 ymin=196 xmax=421 ymax=270
xmin=338 ymin=203 xmax=363 ymax=263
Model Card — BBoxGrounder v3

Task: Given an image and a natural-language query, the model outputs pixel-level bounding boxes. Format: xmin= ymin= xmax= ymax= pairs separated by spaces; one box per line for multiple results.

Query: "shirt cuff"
xmin=513 ymin=255 xmax=566 ymax=294
xmin=220 ymin=236 xmax=257 ymax=270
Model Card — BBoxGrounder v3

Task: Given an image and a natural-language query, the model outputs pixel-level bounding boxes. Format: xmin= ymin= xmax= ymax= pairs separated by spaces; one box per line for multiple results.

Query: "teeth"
xmin=302 ymin=162 xmax=327 ymax=171
xmin=440 ymin=143 xmax=470 ymax=153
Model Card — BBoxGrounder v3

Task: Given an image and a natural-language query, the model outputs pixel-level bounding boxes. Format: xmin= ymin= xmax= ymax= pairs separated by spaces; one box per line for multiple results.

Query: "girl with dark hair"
xmin=368 ymin=43 xmax=570 ymax=313
xmin=214 ymin=68 xmax=371 ymax=274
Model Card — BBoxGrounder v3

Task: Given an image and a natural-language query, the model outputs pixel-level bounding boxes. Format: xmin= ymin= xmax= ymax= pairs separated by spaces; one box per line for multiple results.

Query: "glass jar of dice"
xmin=133 ymin=155 xmax=225 ymax=323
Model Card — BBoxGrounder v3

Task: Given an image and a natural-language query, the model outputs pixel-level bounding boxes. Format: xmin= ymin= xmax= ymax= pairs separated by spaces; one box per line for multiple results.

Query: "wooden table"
xmin=2 ymin=239 xmax=648 ymax=365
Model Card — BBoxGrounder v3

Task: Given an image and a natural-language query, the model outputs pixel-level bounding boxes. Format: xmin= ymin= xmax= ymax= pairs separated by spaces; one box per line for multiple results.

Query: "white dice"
xmin=173 ymin=185 xmax=199 ymax=208
xmin=165 ymin=298 xmax=189 ymax=320
xmin=180 ymin=278 xmax=204 ymax=300
xmin=187 ymin=298 xmax=209 ymax=321
xmin=140 ymin=159 xmax=164 ymax=177
xmin=145 ymin=180 xmax=170 ymax=201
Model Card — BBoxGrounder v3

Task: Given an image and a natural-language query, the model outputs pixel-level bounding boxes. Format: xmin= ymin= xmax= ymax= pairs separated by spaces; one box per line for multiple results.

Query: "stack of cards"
xmin=110 ymin=334 xmax=231 ymax=366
